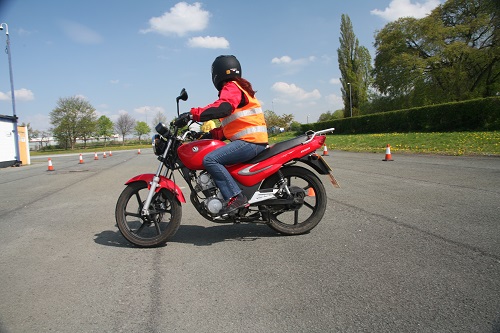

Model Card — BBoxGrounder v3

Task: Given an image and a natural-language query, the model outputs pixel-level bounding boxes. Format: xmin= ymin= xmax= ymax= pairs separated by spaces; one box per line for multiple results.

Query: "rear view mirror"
xmin=177 ymin=88 xmax=188 ymax=102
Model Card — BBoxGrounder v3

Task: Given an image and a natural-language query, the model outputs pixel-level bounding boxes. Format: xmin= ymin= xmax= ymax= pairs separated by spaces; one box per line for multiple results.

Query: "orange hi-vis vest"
xmin=220 ymin=81 xmax=268 ymax=144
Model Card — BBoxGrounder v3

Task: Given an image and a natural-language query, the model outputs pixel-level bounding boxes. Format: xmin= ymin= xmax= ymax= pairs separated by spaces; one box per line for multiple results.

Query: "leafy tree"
xmin=318 ymin=110 xmax=344 ymax=122
xmin=264 ymin=110 xmax=294 ymax=130
xmin=49 ymin=96 xmax=97 ymax=150
xmin=96 ymin=115 xmax=114 ymax=147
xmin=135 ymin=121 xmax=151 ymax=143
xmin=373 ymin=0 xmax=499 ymax=109
xmin=337 ymin=14 xmax=372 ymax=117
xmin=79 ymin=110 xmax=97 ymax=149
xmin=115 ymin=113 xmax=136 ymax=145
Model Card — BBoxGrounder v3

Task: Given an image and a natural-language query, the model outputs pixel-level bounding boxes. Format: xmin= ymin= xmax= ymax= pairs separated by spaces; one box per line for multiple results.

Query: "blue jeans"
xmin=203 ymin=140 xmax=267 ymax=200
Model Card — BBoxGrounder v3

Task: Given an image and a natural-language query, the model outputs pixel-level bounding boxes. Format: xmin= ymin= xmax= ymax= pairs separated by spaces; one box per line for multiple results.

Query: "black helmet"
xmin=211 ymin=55 xmax=241 ymax=91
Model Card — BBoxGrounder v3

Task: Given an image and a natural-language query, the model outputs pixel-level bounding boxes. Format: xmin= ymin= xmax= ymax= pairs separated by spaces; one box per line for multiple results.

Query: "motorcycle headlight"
xmin=152 ymin=134 xmax=167 ymax=156
xmin=155 ymin=122 xmax=170 ymax=136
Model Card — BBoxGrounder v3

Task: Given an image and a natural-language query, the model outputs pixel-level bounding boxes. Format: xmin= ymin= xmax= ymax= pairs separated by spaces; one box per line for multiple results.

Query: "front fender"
xmin=125 ymin=174 xmax=186 ymax=203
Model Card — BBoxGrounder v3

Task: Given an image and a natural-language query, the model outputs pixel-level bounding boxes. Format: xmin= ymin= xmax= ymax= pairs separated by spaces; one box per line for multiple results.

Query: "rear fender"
xmin=298 ymin=154 xmax=331 ymax=175
xmin=125 ymin=174 xmax=186 ymax=203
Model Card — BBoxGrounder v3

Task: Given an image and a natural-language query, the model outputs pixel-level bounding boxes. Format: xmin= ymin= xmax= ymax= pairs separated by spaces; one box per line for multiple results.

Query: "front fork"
xmin=141 ymin=136 xmax=175 ymax=216
xmin=141 ymin=175 xmax=161 ymax=216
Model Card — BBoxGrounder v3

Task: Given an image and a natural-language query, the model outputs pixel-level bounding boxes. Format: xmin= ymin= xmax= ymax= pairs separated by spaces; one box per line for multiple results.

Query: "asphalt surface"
xmin=0 ymin=149 xmax=499 ymax=333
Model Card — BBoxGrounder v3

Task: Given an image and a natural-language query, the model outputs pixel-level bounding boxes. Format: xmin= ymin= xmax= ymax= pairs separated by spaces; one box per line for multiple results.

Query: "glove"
xmin=174 ymin=112 xmax=192 ymax=127
xmin=188 ymin=131 xmax=211 ymax=140
xmin=196 ymin=131 xmax=212 ymax=139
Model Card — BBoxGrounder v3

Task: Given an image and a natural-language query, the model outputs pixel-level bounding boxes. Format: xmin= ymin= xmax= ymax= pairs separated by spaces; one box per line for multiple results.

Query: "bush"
xmin=302 ymin=97 xmax=500 ymax=134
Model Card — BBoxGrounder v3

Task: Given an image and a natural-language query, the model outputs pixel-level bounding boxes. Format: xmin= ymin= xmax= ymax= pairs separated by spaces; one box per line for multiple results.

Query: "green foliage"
xmin=49 ymin=96 xmax=97 ymax=150
xmin=264 ymin=110 xmax=294 ymax=129
xmin=318 ymin=110 xmax=343 ymax=122
xmin=337 ymin=14 xmax=372 ymax=117
xmin=96 ymin=115 xmax=114 ymax=146
xmin=373 ymin=0 xmax=499 ymax=109
xmin=302 ymin=97 xmax=500 ymax=134
xmin=135 ymin=121 xmax=151 ymax=143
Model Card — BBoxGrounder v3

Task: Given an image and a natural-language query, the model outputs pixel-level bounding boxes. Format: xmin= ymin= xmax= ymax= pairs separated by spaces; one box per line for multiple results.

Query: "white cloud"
xmin=59 ymin=20 xmax=103 ymax=44
xmin=134 ymin=106 xmax=165 ymax=115
xmin=187 ymin=36 xmax=229 ymax=49
xmin=271 ymin=55 xmax=316 ymax=66
xmin=272 ymin=82 xmax=321 ymax=101
xmin=141 ymin=2 xmax=210 ymax=37
xmin=371 ymin=0 xmax=441 ymax=21
xmin=325 ymin=94 xmax=344 ymax=110
xmin=0 ymin=88 xmax=34 ymax=101
xmin=110 ymin=79 xmax=119 ymax=84
xmin=271 ymin=56 xmax=317 ymax=75
xmin=74 ymin=94 xmax=87 ymax=100
xmin=329 ymin=78 xmax=341 ymax=85
xmin=272 ymin=56 xmax=292 ymax=64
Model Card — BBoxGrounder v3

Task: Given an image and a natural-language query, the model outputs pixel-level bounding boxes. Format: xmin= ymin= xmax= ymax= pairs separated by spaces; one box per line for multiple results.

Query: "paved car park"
xmin=0 ymin=149 xmax=499 ymax=332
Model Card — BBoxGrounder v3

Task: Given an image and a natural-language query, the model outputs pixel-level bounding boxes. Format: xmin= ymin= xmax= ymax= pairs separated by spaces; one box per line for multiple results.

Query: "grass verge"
xmin=269 ymin=131 xmax=500 ymax=156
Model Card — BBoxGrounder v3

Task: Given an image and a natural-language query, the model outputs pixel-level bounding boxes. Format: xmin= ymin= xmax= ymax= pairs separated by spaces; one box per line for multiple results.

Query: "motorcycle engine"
xmin=195 ymin=172 xmax=224 ymax=214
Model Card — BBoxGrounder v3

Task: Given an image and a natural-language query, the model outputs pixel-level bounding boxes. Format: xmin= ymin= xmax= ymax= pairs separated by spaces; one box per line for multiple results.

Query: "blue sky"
xmin=0 ymin=0 xmax=442 ymax=132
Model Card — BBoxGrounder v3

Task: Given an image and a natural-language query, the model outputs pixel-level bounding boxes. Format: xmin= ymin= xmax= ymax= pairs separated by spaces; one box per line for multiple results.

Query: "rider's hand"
xmin=174 ymin=112 xmax=192 ymax=127
xmin=189 ymin=131 xmax=211 ymax=140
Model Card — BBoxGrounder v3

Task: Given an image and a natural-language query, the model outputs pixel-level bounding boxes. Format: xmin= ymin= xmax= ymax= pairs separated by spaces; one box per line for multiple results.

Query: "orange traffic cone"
xmin=138 ymin=149 xmax=141 ymax=154
xmin=307 ymin=187 xmax=316 ymax=196
xmin=79 ymin=154 xmax=84 ymax=164
xmin=94 ymin=152 xmax=98 ymax=160
xmin=322 ymin=144 xmax=329 ymax=156
xmin=47 ymin=158 xmax=54 ymax=171
xmin=103 ymin=151 xmax=107 ymax=158
xmin=383 ymin=144 xmax=394 ymax=161
xmin=109 ymin=151 xmax=112 ymax=157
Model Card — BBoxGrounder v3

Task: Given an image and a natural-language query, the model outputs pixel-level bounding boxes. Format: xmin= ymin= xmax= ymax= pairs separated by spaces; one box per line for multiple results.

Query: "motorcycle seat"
xmin=247 ymin=135 xmax=308 ymax=163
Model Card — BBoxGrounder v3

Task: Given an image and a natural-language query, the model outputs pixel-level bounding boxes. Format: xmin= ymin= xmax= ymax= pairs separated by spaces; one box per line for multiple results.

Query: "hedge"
xmin=301 ymin=97 xmax=500 ymax=134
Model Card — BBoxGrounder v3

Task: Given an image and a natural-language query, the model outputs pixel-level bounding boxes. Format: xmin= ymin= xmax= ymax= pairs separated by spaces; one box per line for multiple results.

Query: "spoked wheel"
xmin=260 ymin=166 xmax=327 ymax=235
xmin=115 ymin=181 xmax=181 ymax=247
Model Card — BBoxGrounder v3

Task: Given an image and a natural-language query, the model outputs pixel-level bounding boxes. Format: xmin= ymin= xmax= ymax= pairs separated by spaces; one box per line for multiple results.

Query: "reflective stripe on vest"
xmin=221 ymin=82 xmax=268 ymax=143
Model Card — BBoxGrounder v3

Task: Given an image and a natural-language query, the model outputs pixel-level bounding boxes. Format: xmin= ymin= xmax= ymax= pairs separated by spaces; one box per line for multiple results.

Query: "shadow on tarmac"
xmin=94 ymin=223 xmax=280 ymax=248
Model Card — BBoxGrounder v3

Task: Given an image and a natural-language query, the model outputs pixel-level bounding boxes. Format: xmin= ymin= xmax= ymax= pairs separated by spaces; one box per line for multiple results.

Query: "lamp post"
xmin=347 ymin=82 xmax=352 ymax=118
xmin=0 ymin=22 xmax=20 ymax=166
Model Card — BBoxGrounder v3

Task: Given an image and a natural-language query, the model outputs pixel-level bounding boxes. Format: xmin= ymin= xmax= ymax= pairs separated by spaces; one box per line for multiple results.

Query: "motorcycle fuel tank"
xmin=178 ymin=139 xmax=226 ymax=170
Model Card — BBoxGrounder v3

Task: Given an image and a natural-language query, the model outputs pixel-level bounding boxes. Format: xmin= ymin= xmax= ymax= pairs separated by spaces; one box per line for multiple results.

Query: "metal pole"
xmin=347 ymin=82 xmax=352 ymax=118
xmin=1 ymin=23 xmax=20 ymax=165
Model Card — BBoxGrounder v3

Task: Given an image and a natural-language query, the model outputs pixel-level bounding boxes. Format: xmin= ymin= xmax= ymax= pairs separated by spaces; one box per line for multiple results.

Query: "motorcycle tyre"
xmin=260 ymin=166 xmax=327 ymax=235
xmin=115 ymin=182 xmax=182 ymax=247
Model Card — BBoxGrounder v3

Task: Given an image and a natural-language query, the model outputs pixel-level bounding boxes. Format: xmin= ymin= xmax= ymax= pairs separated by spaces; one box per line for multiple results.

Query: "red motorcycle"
xmin=115 ymin=89 xmax=339 ymax=247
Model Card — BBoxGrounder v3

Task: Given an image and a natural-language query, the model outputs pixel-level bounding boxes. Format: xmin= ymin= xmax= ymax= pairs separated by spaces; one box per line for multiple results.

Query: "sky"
xmin=0 ymin=0 xmax=443 ymax=132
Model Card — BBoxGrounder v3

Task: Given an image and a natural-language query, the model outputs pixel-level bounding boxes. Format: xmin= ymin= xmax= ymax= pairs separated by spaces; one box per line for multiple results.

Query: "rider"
xmin=176 ymin=55 xmax=268 ymax=215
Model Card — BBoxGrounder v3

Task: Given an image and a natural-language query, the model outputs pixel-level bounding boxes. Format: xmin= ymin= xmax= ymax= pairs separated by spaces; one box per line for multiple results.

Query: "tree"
xmin=373 ymin=0 xmax=499 ymax=109
xmin=96 ymin=115 xmax=114 ymax=147
xmin=151 ymin=111 xmax=167 ymax=128
xmin=337 ymin=14 xmax=373 ymax=117
xmin=79 ymin=109 xmax=97 ymax=149
xmin=318 ymin=110 xmax=344 ymax=122
xmin=115 ymin=114 xmax=136 ymax=145
xmin=135 ymin=121 xmax=151 ymax=143
xmin=49 ymin=96 xmax=97 ymax=150
xmin=264 ymin=110 xmax=294 ymax=130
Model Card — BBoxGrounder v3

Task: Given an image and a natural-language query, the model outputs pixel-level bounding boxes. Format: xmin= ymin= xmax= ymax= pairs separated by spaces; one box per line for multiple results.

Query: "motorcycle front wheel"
xmin=115 ymin=181 xmax=181 ymax=247
xmin=260 ymin=166 xmax=327 ymax=235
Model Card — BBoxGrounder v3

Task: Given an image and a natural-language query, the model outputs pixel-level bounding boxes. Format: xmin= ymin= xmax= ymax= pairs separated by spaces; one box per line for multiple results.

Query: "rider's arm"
xmin=190 ymin=82 xmax=245 ymax=122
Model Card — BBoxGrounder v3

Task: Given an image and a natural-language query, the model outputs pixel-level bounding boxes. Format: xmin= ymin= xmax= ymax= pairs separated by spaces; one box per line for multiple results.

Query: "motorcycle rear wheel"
xmin=260 ymin=166 xmax=327 ymax=235
xmin=115 ymin=181 xmax=181 ymax=247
